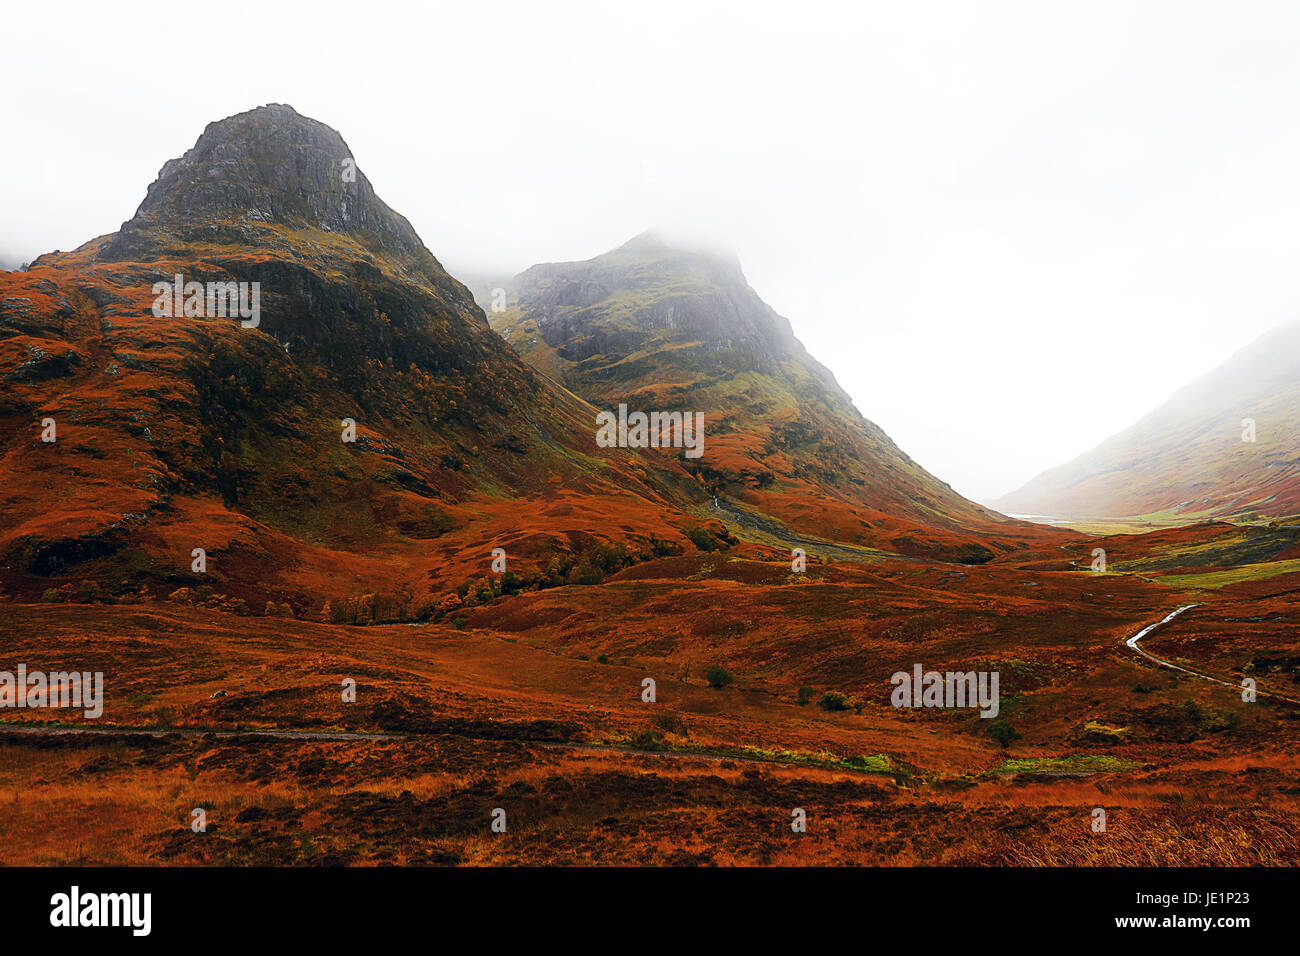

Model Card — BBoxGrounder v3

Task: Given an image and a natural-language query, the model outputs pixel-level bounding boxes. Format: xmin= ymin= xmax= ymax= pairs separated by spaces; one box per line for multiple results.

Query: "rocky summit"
xmin=104 ymin=104 xmax=427 ymax=263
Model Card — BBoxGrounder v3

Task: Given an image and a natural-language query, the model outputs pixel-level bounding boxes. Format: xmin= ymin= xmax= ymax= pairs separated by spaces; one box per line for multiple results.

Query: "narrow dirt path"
xmin=1124 ymin=604 xmax=1300 ymax=705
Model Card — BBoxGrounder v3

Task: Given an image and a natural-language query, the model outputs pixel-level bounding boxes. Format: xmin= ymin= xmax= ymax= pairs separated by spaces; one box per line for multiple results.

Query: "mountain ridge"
xmin=484 ymin=234 xmax=1062 ymax=561
xmin=996 ymin=320 xmax=1300 ymax=520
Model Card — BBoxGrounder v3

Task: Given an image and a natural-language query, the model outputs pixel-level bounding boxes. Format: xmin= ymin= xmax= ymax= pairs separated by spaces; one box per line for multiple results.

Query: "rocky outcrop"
xmin=102 ymin=104 xmax=431 ymax=267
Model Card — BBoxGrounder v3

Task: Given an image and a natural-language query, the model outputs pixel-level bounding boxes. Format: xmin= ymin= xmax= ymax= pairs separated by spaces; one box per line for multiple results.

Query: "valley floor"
xmin=2 ymin=537 xmax=1298 ymax=865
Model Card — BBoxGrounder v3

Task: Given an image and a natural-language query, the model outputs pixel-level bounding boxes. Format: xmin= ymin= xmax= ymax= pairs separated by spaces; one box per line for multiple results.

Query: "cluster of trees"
xmin=453 ymin=536 xmax=684 ymax=610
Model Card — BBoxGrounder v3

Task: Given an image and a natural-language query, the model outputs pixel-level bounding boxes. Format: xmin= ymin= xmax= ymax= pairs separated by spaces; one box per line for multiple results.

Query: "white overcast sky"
xmin=4 ymin=0 xmax=1300 ymax=503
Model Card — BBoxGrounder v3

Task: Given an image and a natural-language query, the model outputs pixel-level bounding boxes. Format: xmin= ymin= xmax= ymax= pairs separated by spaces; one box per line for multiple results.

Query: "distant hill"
xmin=996 ymin=321 xmax=1300 ymax=521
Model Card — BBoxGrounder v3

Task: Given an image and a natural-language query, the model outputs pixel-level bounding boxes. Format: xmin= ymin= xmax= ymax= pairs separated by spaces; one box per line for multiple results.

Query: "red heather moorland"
xmin=0 ymin=106 xmax=1297 ymax=866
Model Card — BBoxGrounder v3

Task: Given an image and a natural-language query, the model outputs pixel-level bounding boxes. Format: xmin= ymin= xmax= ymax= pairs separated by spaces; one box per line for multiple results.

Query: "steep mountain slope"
xmin=484 ymin=233 xmax=1057 ymax=561
xmin=996 ymin=321 xmax=1300 ymax=520
xmin=0 ymin=106 xmax=708 ymax=616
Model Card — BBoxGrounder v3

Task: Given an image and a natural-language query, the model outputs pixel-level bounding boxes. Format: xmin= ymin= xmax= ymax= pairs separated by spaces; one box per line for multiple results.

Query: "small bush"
xmin=705 ymin=664 xmax=735 ymax=689
xmin=650 ymin=711 xmax=688 ymax=737
xmin=818 ymin=691 xmax=851 ymax=711
xmin=648 ymin=536 xmax=681 ymax=557
xmin=589 ymin=542 xmax=631 ymax=573
xmin=570 ymin=558 xmax=606 ymax=586
xmin=796 ymin=686 xmax=815 ymax=705
xmin=1183 ymin=699 xmax=1240 ymax=733
xmin=684 ymin=527 xmax=715 ymax=552
xmin=987 ymin=717 xmax=1020 ymax=748
xmin=629 ymin=729 xmax=664 ymax=751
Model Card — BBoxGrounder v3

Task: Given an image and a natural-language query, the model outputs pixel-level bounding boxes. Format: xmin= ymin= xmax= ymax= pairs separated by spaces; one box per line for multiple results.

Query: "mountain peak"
xmin=511 ymin=232 xmax=794 ymax=362
xmin=489 ymin=236 xmax=1023 ymax=560
xmin=101 ymin=105 xmax=426 ymax=262
xmin=612 ymin=229 xmax=741 ymax=270
xmin=615 ymin=229 xmax=671 ymax=252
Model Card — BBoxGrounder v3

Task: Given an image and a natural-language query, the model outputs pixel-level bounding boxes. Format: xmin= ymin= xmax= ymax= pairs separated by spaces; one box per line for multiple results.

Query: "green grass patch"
xmin=991 ymin=754 xmax=1141 ymax=775
xmin=1156 ymin=558 xmax=1300 ymax=590
xmin=608 ymin=736 xmax=904 ymax=778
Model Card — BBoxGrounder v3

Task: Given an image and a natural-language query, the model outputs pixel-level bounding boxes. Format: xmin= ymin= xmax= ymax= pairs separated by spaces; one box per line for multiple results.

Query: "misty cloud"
xmin=4 ymin=0 xmax=1300 ymax=501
